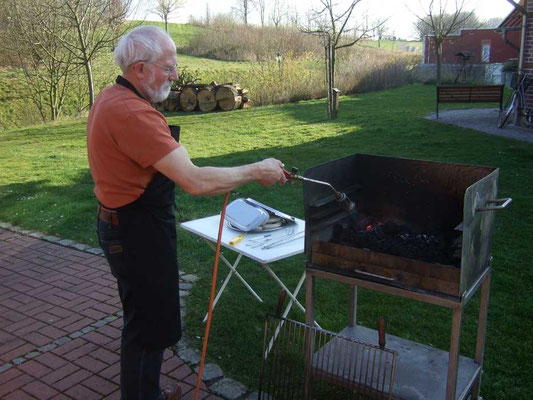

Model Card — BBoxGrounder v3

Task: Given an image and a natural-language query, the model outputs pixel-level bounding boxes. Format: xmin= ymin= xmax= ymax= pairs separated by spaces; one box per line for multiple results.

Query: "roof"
xmin=498 ymin=0 xmax=524 ymax=28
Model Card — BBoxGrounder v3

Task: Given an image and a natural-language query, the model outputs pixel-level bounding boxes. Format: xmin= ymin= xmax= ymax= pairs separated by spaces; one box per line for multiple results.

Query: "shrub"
xmin=183 ymin=15 xmax=322 ymax=62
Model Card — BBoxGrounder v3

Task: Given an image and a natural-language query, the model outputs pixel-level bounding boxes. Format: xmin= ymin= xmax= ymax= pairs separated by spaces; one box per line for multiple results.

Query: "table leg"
xmin=204 ymin=239 xmax=264 ymax=301
xmin=262 ymin=263 xmax=306 ymax=314
xmin=264 ymin=271 xmax=308 ymax=357
xmin=202 ymin=241 xmax=264 ymax=323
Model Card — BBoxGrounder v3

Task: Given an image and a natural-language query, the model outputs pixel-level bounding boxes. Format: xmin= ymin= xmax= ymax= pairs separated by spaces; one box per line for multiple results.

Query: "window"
xmin=481 ymin=42 xmax=491 ymax=63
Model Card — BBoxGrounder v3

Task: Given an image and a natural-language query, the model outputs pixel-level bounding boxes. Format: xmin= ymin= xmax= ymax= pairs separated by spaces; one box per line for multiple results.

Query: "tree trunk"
xmin=325 ymin=41 xmax=331 ymax=119
xmin=180 ymin=86 xmax=197 ymax=112
xmin=166 ymin=90 xmax=180 ymax=112
xmin=330 ymin=41 xmax=337 ymax=119
xmin=436 ymin=42 xmax=443 ymax=85
xmin=216 ymin=85 xmax=242 ymax=111
xmin=86 ymin=60 xmax=95 ymax=108
xmin=197 ymin=87 xmax=217 ymax=112
xmin=165 ymin=16 xmax=169 ymax=33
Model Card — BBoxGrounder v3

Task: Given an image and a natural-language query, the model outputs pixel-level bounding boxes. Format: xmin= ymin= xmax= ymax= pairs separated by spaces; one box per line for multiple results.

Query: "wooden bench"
xmin=436 ymin=85 xmax=504 ymax=118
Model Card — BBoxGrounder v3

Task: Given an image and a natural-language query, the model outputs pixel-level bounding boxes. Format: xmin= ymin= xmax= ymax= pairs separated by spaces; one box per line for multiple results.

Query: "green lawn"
xmin=0 ymin=85 xmax=532 ymax=399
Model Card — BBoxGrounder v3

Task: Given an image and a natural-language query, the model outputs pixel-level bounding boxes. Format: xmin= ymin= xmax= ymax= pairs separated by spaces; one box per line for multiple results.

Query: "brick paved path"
xmin=0 ymin=228 xmax=220 ymax=400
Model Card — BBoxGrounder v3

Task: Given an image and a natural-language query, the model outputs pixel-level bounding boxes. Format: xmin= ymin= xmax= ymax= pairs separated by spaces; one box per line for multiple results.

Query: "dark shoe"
xmin=161 ymin=383 xmax=182 ymax=400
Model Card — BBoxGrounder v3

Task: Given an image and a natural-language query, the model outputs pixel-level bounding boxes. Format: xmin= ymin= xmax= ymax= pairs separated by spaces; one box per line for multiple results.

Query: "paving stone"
xmin=29 ymin=232 xmax=45 ymax=239
xmin=54 ymin=337 xmax=71 ymax=346
xmin=42 ymin=235 xmax=61 ymax=243
xmin=20 ymin=230 xmax=33 ymax=235
xmin=0 ymin=229 xmax=249 ymax=400
xmin=58 ymin=239 xmax=76 ymax=247
xmin=181 ymin=274 xmax=200 ymax=283
xmin=85 ymin=247 xmax=103 ymax=255
xmin=209 ymin=378 xmax=248 ymax=400
xmin=0 ymin=363 xmax=13 ymax=373
xmin=194 ymin=363 xmax=224 ymax=385
xmin=12 ymin=357 xmax=26 ymax=365
xmin=38 ymin=343 xmax=58 ymax=352
xmin=92 ymin=319 xmax=108 ymax=328
xmin=177 ymin=345 xmax=201 ymax=366
xmin=70 ymin=243 xmax=90 ymax=251
xmin=69 ymin=331 xmax=84 ymax=339
xmin=10 ymin=226 xmax=23 ymax=233
xmin=24 ymin=351 xmax=41 ymax=359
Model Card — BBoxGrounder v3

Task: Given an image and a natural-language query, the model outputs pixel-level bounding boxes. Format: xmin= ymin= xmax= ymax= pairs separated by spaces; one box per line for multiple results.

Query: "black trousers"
xmin=98 ymin=217 xmax=165 ymax=400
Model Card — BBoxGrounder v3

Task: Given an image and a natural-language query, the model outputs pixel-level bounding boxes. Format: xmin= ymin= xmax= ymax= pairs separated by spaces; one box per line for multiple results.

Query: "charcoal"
xmin=331 ymin=221 xmax=461 ymax=267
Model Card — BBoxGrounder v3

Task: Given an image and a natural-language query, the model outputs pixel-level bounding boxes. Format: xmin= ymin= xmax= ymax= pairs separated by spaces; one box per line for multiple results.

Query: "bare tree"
xmin=233 ymin=0 xmax=251 ymax=25
xmin=303 ymin=0 xmax=377 ymax=119
xmin=413 ymin=10 xmax=481 ymax=40
xmin=251 ymin=0 xmax=267 ymax=27
xmin=153 ymin=0 xmax=186 ymax=33
xmin=270 ymin=0 xmax=286 ymax=27
xmin=411 ymin=0 xmax=475 ymax=84
xmin=49 ymin=0 xmax=134 ymax=108
xmin=373 ymin=18 xmax=388 ymax=48
xmin=1 ymin=0 xmax=78 ymax=121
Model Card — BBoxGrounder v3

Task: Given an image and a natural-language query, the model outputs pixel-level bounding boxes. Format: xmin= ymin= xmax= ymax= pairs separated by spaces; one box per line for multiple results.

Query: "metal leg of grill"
xmin=304 ymin=274 xmax=315 ymax=399
xmin=349 ymin=285 xmax=358 ymax=327
xmin=446 ymin=305 xmax=463 ymax=400
xmin=471 ymin=270 xmax=491 ymax=399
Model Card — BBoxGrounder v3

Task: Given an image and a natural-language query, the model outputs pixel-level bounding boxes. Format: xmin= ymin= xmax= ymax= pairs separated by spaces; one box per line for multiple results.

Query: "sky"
xmin=138 ymin=0 xmax=516 ymax=40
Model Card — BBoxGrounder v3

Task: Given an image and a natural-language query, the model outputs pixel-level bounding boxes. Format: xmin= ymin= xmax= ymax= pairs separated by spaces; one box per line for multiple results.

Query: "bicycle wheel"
xmin=498 ymin=93 xmax=517 ymax=128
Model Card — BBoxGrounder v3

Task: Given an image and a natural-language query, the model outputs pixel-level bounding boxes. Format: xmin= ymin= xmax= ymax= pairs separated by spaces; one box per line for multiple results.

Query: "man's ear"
xmin=131 ymin=61 xmax=147 ymax=79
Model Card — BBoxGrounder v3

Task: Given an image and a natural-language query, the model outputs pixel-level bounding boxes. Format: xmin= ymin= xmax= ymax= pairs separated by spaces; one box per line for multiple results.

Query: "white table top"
xmin=180 ymin=214 xmax=305 ymax=264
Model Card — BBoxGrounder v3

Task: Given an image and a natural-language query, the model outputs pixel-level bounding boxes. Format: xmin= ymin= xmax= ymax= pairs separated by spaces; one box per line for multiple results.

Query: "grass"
xmin=1 ymin=85 xmax=532 ymax=399
xmin=359 ymin=39 xmax=422 ymax=52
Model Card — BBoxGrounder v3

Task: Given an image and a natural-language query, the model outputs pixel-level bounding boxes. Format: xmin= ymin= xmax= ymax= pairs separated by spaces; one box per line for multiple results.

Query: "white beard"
xmin=143 ymin=72 xmax=171 ymax=103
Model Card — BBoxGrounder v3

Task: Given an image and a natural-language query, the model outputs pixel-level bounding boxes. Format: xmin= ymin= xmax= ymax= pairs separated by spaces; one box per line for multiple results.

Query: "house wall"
xmin=524 ymin=1 xmax=533 ymax=112
xmin=423 ymin=29 xmax=520 ymax=65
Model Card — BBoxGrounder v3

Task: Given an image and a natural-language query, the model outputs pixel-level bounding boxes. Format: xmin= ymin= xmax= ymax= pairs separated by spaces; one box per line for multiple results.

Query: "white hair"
xmin=114 ymin=25 xmax=175 ymax=72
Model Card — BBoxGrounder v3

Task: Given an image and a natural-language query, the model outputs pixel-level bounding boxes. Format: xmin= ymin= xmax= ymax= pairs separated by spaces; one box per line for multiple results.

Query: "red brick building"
xmin=421 ymin=5 xmax=521 ymax=84
xmin=521 ymin=0 xmax=533 ymax=112
xmin=423 ymin=29 xmax=520 ymax=65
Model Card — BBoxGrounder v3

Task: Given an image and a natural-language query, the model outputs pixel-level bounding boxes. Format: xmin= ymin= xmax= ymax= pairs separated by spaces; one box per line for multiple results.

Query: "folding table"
xmin=180 ymin=213 xmax=308 ymax=323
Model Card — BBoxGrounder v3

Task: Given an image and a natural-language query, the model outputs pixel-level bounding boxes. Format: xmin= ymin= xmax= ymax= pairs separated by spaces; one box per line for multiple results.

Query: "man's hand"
xmin=255 ymin=158 xmax=287 ymax=187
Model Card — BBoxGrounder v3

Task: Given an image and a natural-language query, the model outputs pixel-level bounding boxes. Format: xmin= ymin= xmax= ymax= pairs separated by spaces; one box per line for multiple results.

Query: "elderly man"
xmin=87 ymin=25 xmax=286 ymax=400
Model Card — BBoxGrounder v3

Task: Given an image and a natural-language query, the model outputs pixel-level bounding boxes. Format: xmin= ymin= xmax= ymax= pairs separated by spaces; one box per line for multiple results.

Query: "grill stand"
xmin=305 ymin=266 xmax=491 ymax=400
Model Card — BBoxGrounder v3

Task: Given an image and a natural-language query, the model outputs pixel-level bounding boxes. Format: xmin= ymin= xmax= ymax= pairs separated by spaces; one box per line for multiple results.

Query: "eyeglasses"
xmin=146 ymin=62 xmax=177 ymax=76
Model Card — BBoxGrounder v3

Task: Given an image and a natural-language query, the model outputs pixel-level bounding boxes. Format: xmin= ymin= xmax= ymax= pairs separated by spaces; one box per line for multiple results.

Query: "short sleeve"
xmin=113 ymin=105 xmax=179 ymax=168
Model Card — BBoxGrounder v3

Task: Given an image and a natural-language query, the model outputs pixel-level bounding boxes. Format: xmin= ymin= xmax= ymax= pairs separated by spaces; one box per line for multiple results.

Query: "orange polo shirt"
xmin=87 ymin=83 xmax=179 ymax=208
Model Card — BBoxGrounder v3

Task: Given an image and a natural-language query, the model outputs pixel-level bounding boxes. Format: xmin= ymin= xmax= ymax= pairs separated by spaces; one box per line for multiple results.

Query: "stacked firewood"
xmin=154 ymin=82 xmax=251 ymax=113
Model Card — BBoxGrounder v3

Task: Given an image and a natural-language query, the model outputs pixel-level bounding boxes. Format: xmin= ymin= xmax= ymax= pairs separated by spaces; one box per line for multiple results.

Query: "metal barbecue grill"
xmin=297 ymin=154 xmax=511 ymax=400
xmin=303 ymin=153 xmax=510 ymax=298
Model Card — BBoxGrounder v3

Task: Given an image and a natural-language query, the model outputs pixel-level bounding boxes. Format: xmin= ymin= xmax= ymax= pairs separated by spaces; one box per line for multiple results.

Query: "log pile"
xmin=155 ymin=82 xmax=251 ymax=113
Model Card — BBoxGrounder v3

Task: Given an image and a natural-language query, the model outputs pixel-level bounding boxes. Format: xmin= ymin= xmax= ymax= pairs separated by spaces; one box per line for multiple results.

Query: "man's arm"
xmin=153 ymin=146 xmax=287 ymax=196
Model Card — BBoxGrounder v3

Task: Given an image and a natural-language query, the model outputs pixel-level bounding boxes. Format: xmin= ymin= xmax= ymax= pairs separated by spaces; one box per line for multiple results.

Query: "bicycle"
xmin=498 ymin=72 xmax=533 ymax=128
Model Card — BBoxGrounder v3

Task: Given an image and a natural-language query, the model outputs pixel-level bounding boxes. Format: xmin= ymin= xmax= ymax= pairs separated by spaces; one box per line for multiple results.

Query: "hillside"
xmin=0 ymin=22 xmax=420 ymax=131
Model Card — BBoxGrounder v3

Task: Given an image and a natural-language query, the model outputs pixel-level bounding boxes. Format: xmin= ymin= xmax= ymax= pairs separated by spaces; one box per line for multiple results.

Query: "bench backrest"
xmin=437 ymin=85 xmax=504 ymax=104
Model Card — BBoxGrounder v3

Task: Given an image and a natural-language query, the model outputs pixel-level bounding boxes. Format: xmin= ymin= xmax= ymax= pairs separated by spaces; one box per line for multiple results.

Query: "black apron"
xmin=114 ymin=125 xmax=181 ymax=349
